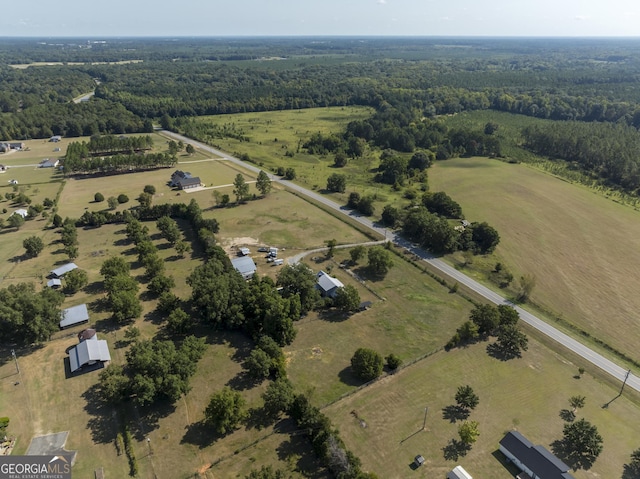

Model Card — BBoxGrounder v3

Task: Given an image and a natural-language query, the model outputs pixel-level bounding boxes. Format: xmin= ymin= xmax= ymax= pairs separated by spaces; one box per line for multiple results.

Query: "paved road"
xmin=160 ymin=130 xmax=640 ymax=393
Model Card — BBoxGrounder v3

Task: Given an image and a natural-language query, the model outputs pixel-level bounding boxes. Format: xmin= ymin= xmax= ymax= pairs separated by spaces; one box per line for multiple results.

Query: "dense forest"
xmin=3 ymin=37 xmax=640 ymax=192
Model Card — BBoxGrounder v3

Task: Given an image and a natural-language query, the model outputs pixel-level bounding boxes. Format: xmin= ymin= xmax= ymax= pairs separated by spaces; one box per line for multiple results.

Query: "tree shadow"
xmin=245 ymin=406 xmax=276 ymax=431
xmin=82 ymin=384 xmax=119 ymax=445
xmin=181 ymin=420 xmax=221 ymax=448
xmin=559 ymin=409 xmax=575 ymax=422
xmin=442 ymin=405 xmax=470 ymax=423
xmin=317 ymin=309 xmax=351 ymax=323
xmin=226 ymin=371 xmax=262 ymax=392
xmin=89 ymin=296 xmax=110 ymax=314
xmin=337 ymin=366 xmax=364 ymax=387
xmin=129 ymin=401 xmax=177 ymax=441
xmin=551 ymin=439 xmax=597 ymax=471
xmin=113 ymin=237 xmax=129 ymax=247
xmin=486 ymin=342 xmax=521 ymax=361
xmin=442 ymin=439 xmax=471 ymax=461
xmin=84 ymin=280 xmax=104 ymax=295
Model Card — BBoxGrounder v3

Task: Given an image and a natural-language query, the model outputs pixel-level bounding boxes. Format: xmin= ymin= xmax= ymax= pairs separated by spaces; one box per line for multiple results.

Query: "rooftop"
xmin=500 ymin=431 xmax=574 ymax=479
xmin=59 ymin=303 xmax=89 ymax=329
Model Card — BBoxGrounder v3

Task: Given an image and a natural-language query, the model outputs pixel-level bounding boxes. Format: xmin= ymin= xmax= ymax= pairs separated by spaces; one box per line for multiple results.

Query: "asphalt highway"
xmin=161 ymin=130 xmax=640 ymax=394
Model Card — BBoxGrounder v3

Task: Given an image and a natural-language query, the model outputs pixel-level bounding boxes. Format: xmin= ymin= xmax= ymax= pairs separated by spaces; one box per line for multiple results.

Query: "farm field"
xmin=325 ymin=338 xmax=640 ymax=479
xmin=429 ymin=156 xmax=640 ymax=364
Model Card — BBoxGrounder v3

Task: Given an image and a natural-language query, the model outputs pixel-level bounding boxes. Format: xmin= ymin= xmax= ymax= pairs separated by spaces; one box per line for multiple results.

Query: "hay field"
xmin=429 ymin=157 xmax=640 ymax=363
xmin=325 ymin=339 xmax=640 ymax=479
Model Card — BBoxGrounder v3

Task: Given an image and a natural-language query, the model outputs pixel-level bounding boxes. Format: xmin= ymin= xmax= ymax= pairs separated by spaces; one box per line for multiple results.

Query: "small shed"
xmin=231 ymin=256 xmax=257 ymax=280
xmin=447 ymin=465 xmax=473 ymax=479
xmin=68 ymin=336 xmax=111 ymax=373
xmin=78 ymin=328 xmax=97 ymax=342
xmin=46 ymin=278 xmax=62 ymax=289
xmin=60 ymin=304 xmax=90 ymax=329
xmin=11 ymin=209 xmax=28 ymax=218
xmin=414 ymin=455 xmax=425 ymax=468
xmin=238 ymin=247 xmax=251 ymax=256
xmin=316 ymin=270 xmax=344 ymax=298
xmin=50 ymin=262 xmax=78 ymax=278
xmin=49 ymin=135 xmax=62 ymax=142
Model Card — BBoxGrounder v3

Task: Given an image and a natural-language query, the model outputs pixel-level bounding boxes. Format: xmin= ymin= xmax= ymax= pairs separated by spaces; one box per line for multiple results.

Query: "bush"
xmin=143 ymin=185 xmax=156 ymax=195
xmin=94 ymin=192 xmax=104 ymax=202
xmin=117 ymin=194 xmax=129 ymax=204
xmin=386 ymin=353 xmax=402 ymax=371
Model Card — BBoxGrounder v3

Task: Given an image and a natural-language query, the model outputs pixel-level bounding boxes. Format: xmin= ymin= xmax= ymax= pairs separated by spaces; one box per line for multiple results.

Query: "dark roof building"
xmin=316 ymin=270 xmax=344 ymax=298
xmin=169 ymin=170 xmax=201 ymax=190
xmin=499 ymin=431 xmax=575 ymax=479
xmin=50 ymin=262 xmax=78 ymax=278
xmin=60 ymin=304 xmax=90 ymax=329
xmin=231 ymin=256 xmax=257 ymax=280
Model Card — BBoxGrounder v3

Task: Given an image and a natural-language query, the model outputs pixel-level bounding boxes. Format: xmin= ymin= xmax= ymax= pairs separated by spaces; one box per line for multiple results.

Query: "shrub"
xmin=94 ymin=192 xmax=104 ymax=202
xmin=351 ymin=348 xmax=383 ymax=381
xmin=117 ymin=194 xmax=129 ymax=204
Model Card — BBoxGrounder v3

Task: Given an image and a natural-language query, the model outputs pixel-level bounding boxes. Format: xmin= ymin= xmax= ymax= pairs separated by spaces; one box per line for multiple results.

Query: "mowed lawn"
xmin=429 ymin=157 xmax=640 ymax=363
xmin=324 ymin=339 xmax=640 ymax=479
xmin=285 ymin=249 xmax=473 ymax=406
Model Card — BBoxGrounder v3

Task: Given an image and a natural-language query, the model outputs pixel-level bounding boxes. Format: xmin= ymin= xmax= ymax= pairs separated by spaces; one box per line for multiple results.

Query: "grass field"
xmin=285 ymin=248 xmax=473 ymax=406
xmin=324 ymin=338 xmax=640 ymax=479
xmin=429 ymin=156 xmax=640 ymax=365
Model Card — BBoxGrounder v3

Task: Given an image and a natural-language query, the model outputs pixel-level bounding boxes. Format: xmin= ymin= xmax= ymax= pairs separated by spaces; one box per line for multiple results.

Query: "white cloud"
xmin=377 ymin=0 xmax=387 ymax=4
xmin=575 ymin=15 xmax=589 ymax=21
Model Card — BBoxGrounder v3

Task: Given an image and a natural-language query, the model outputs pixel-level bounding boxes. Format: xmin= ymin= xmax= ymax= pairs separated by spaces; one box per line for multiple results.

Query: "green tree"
xmin=333 ymin=285 xmax=361 ymax=313
xmin=147 ymin=274 xmax=175 ymax=296
xmin=350 ymin=245 xmax=366 ymax=264
xmin=137 ymin=192 xmax=152 ymax=208
xmin=97 ymin=365 xmax=129 ymax=404
xmin=166 ymin=308 xmax=193 ymax=334
xmin=156 ymin=216 xmax=181 ymax=245
xmin=64 ymin=268 xmax=88 ymax=294
xmin=569 ymin=395 xmax=586 ymax=416
xmin=408 ymin=150 xmax=433 ymax=171
xmin=326 ymin=173 xmax=347 ymax=193
xmin=458 ymin=420 xmax=480 ymax=445
xmin=333 ymin=151 xmax=348 ymax=167
xmin=351 ymin=348 xmax=384 ymax=382
xmin=244 ymin=348 xmax=273 ymax=380
xmin=471 ymin=222 xmax=500 ymax=254
xmin=23 ymin=236 xmax=44 ymax=258
xmin=367 ymin=246 xmax=394 ymax=277
xmin=64 ymin=244 xmax=79 ymax=261
xmin=262 ymin=377 xmax=295 ymax=419
xmin=174 ymin=240 xmax=191 ymax=258
xmin=494 ymin=324 xmax=529 ymax=359
xmin=110 ymin=290 xmax=143 ymax=323
xmin=518 ymin=274 xmax=536 ymax=302
xmin=143 ymin=184 xmax=156 ymax=195
xmin=246 ymin=466 xmax=291 ymax=479
xmin=284 ymin=168 xmax=296 ymax=180
xmin=117 ymin=194 xmax=129 ymax=204
xmin=124 ymin=326 xmax=140 ymax=343
xmin=107 ymin=196 xmax=118 ymax=210
xmin=561 ymin=418 xmax=603 ymax=467
xmin=185 ymin=144 xmax=195 ymax=155
xmin=233 ymin=174 xmax=250 ymax=203
xmin=256 ymin=170 xmax=272 ymax=196
xmin=94 ymin=192 xmax=104 ymax=202
xmin=8 ymin=214 xmax=25 ymax=230
xmin=470 ymin=304 xmax=500 ymax=336
xmin=325 ymin=238 xmax=337 ymax=258
xmin=52 ymin=213 xmax=63 ymax=228
xmin=455 ymin=385 xmax=479 ymax=412
xmin=205 ymin=387 xmax=247 ymax=435
xmin=381 ymin=205 xmax=400 ymax=227
xmin=386 ymin=353 xmax=402 ymax=371
xmin=276 ymin=263 xmax=320 ymax=315
xmin=101 ymin=256 xmax=130 ymax=279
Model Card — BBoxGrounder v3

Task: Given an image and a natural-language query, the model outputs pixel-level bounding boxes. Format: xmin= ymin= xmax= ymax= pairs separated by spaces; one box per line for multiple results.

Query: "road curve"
xmin=160 ymin=130 xmax=640 ymax=393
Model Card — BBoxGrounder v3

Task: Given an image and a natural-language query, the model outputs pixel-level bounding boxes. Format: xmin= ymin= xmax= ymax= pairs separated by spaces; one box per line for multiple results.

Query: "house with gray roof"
xmin=231 ymin=256 xmax=257 ymax=280
xmin=447 ymin=465 xmax=473 ymax=479
xmin=68 ymin=333 xmax=111 ymax=373
xmin=47 ymin=278 xmax=62 ymax=289
xmin=60 ymin=304 xmax=89 ymax=329
xmin=39 ymin=158 xmax=59 ymax=168
xmin=499 ymin=431 xmax=575 ymax=479
xmin=170 ymin=170 xmax=201 ymax=190
xmin=316 ymin=270 xmax=344 ymax=298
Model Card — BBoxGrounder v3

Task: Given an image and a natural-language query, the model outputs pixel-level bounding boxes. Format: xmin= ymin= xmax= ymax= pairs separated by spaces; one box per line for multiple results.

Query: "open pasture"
xmin=285 ymin=248 xmax=473 ymax=406
xmin=325 ymin=338 xmax=640 ymax=479
xmin=429 ymin=156 xmax=640 ymax=365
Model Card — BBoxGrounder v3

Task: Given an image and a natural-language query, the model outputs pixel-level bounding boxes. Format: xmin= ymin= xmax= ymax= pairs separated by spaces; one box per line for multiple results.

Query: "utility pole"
xmin=422 ymin=407 xmax=429 ymax=430
xmin=621 ymin=369 xmax=631 ymax=394
xmin=11 ymin=349 xmax=19 ymax=375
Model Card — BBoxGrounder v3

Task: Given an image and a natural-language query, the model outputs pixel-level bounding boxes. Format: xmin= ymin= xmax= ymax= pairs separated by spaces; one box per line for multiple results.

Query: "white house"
xmin=68 ymin=333 xmax=111 ymax=373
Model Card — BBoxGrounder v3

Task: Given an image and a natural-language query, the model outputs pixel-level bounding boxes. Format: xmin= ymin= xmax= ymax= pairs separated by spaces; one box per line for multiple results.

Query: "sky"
xmin=2 ymin=0 xmax=640 ymax=37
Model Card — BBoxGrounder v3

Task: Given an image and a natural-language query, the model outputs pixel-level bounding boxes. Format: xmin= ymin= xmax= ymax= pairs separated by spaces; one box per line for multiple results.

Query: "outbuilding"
xmin=59 ymin=304 xmax=90 ymax=329
xmin=11 ymin=209 xmax=28 ymax=219
xmin=447 ymin=465 xmax=473 ymax=479
xmin=413 ymin=455 xmax=425 ymax=468
xmin=50 ymin=262 xmax=78 ymax=278
xmin=39 ymin=158 xmax=59 ymax=168
xmin=46 ymin=278 xmax=62 ymax=289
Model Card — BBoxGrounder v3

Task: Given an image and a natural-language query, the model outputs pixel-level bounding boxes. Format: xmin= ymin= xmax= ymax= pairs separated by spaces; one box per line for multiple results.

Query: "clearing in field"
xmin=429 ymin=156 xmax=640 ymax=364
